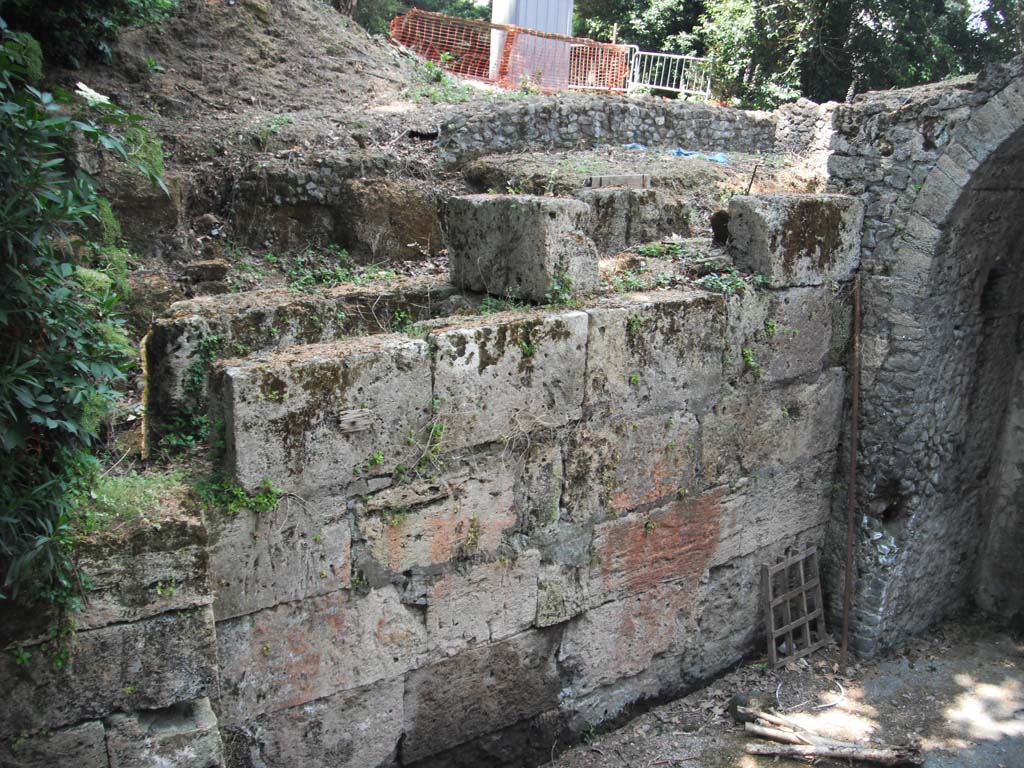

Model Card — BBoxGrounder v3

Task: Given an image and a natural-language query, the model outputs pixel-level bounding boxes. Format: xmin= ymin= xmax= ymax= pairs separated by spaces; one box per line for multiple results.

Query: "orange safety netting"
xmin=390 ymin=8 xmax=632 ymax=93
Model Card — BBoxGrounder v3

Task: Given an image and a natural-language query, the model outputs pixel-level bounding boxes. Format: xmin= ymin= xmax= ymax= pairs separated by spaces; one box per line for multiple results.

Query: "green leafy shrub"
xmin=0 ymin=20 xmax=165 ymax=609
xmin=2 ymin=0 xmax=177 ymax=66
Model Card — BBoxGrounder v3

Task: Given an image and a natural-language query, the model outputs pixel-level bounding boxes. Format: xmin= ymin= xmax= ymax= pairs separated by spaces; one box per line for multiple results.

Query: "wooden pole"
xmin=840 ymin=274 xmax=862 ymax=669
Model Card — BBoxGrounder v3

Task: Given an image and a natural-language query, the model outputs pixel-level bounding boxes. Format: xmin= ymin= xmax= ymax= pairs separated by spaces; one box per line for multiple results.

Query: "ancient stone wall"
xmin=2 ymin=190 xmax=860 ymax=766
xmin=822 ymin=58 xmax=1024 ymax=653
xmin=436 ymin=95 xmax=777 ymax=164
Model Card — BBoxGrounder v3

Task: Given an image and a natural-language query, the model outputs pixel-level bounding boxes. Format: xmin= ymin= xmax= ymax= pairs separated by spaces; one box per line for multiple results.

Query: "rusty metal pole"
xmin=840 ymin=274 xmax=861 ymax=670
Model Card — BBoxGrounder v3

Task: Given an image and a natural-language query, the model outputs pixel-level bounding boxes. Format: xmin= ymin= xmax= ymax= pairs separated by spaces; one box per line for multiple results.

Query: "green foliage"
xmin=544 ymin=270 xmax=578 ymax=307
xmin=282 ymin=247 xmax=396 ymax=292
xmin=0 ymin=23 xmax=165 ymax=607
xmin=78 ymin=471 xmax=185 ymax=534
xmin=411 ymin=59 xmax=474 ymax=104
xmin=696 ymin=266 xmax=749 ymax=295
xmin=742 ymin=346 xmax=763 ymax=379
xmin=2 ymin=0 xmax=178 ymax=66
xmin=349 ymin=1 xmax=490 ymax=35
xmin=578 ymin=1 xmax=1021 ymax=107
xmin=193 ymin=473 xmax=282 ymax=517
xmin=95 ymin=197 xmax=122 ymax=246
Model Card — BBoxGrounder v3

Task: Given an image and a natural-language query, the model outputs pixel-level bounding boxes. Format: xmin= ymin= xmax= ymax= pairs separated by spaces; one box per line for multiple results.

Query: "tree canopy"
xmin=575 ymin=0 xmax=1023 ymax=107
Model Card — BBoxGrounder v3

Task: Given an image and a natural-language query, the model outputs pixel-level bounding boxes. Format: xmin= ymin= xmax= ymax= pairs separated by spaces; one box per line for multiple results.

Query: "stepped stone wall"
xmin=2 ymin=188 xmax=859 ymax=766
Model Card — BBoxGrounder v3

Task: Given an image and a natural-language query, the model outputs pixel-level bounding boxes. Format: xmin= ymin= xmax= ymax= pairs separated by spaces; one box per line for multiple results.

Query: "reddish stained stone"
xmin=592 ymin=490 xmax=724 ymax=599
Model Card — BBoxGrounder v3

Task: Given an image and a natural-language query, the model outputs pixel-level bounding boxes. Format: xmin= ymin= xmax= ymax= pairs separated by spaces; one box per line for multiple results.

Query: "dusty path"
xmin=549 ymin=620 xmax=1024 ymax=768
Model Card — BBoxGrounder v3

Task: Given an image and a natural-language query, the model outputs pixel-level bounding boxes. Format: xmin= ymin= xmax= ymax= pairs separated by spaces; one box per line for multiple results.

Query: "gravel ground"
xmin=549 ymin=618 xmax=1024 ymax=768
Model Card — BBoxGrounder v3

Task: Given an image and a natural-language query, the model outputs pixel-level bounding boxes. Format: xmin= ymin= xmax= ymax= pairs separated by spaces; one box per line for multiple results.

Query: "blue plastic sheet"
xmin=621 ymin=143 xmax=729 ymax=164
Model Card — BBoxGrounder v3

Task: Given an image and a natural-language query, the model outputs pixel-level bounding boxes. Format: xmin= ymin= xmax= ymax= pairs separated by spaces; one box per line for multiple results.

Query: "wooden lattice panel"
xmin=762 ymin=546 xmax=828 ymax=668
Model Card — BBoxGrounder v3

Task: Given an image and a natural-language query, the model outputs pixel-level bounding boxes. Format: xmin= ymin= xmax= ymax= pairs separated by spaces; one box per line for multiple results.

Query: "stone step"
xmin=143 ymin=276 xmax=467 ymax=451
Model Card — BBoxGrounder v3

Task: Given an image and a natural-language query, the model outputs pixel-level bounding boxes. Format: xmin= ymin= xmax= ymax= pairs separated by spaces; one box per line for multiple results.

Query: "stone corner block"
xmin=728 ymin=194 xmax=863 ymax=287
xmin=446 ymin=194 xmax=598 ymax=302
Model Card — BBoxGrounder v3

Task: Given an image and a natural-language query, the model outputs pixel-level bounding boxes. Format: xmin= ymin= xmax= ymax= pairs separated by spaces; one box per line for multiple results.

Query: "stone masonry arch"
xmin=825 ymin=58 xmax=1024 ymax=654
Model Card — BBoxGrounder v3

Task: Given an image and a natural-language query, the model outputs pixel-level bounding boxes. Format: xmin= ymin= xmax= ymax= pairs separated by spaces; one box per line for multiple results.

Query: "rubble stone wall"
xmin=822 ymin=59 xmax=1024 ymax=653
xmin=436 ymin=95 xmax=778 ymax=164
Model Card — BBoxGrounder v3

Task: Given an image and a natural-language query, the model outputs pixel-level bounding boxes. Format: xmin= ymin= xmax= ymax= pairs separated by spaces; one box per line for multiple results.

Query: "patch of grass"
xmin=77 ymin=471 xmax=186 ymax=534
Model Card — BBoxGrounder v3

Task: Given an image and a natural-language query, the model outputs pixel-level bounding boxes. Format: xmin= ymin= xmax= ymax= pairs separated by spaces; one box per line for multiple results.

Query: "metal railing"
xmin=627 ymin=51 xmax=712 ymax=99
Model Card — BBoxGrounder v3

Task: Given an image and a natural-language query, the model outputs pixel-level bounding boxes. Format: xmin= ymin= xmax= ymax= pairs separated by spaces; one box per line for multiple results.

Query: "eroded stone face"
xmin=223 ymin=678 xmax=404 ymax=768
xmin=0 ymin=606 xmax=219 ymax=739
xmin=430 ymin=310 xmax=589 ymax=451
xmin=215 ymin=587 xmax=427 ymax=725
xmin=105 ymin=697 xmax=224 ymax=768
xmin=401 ymin=629 xmax=563 ymax=763
xmin=213 ymin=336 xmax=433 ymax=495
xmin=0 ymin=721 xmax=108 ymax=768
xmin=728 ymin=194 xmax=863 ymax=287
xmin=446 ymin=195 xmax=599 ymax=301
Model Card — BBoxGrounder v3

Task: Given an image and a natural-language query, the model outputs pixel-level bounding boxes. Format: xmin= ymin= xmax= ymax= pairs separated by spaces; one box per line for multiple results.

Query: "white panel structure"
xmin=489 ymin=0 xmax=575 ymax=89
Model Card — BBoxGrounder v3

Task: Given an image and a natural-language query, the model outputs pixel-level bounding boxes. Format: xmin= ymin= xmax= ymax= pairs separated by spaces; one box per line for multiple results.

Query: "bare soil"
xmin=549 ymin=618 xmax=1024 ymax=768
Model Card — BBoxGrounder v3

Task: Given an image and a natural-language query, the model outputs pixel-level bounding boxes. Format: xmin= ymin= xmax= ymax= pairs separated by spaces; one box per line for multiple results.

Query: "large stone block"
xmin=0 ymin=721 xmax=108 ymax=768
xmin=215 ymin=587 xmax=426 ymax=724
xmin=559 ymin=583 xmax=690 ymax=696
xmin=425 ymin=551 xmax=540 ymax=654
xmin=74 ymin=515 xmax=211 ymax=633
xmin=208 ymin=494 xmax=351 ymax=621
xmin=583 ymin=292 xmax=727 ymax=416
xmin=0 ymin=607 xmax=219 ymax=739
xmin=213 ymin=336 xmax=433 ymax=494
xmin=587 ymin=490 xmax=725 ymax=605
xmin=711 ymin=456 xmax=836 ymax=568
xmin=702 ymin=368 xmax=845 ymax=483
xmin=724 ymin=286 xmax=845 ymax=385
xmin=446 ymin=195 xmax=598 ymax=301
xmin=728 ymin=194 xmax=863 ymax=287
xmin=430 ymin=311 xmax=588 ymax=451
xmin=106 ymin=697 xmax=224 ymax=768
xmin=144 ymin=277 xmax=458 ymax=449
xmin=402 ymin=629 xmax=563 ymax=762
xmin=355 ymin=465 xmax=518 ymax=574
xmin=563 ymin=409 xmax=700 ymax=523
xmin=574 ymin=188 xmax=690 ymax=255
xmin=223 ymin=678 xmax=403 ymax=768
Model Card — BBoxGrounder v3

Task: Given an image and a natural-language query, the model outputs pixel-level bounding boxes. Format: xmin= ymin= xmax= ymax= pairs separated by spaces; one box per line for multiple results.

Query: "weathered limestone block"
xmin=728 ymin=194 xmax=863 ymax=287
xmin=0 ymin=606 xmax=219 ymax=739
xmin=583 ymin=292 xmax=727 ymax=416
xmin=73 ymin=516 xmax=210 ymax=633
xmin=563 ymin=409 xmax=700 ymax=523
xmin=0 ymin=721 xmax=108 ymax=768
xmin=224 ymin=678 xmax=403 ymax=768
xmin=212 ymin=336 xmax=432 ymax=494
xmin=702 ymin=368 xmax=845 ymax=483
xmin=559 ymin=583 xmax=690 ymax=696
xmin=725 ymin=286 xmax=846 ymax=384
xmin=340 ymin=178 xmax=444 ymax=261
xmin=430 ymin=311 xmax=588 ymax=451
xmin=587 ymin=490 xmax=725 ymax=606
xmin=402 ymin=629 xmax=563 ymax=762
xmin=215 ymin=587 xmax=426 ymax=724
xmin=355 ymin=465 xmax=517 ymax=573
xmin=208 ymin=494 xmax=351 ymax=621
xmin=144 ymin=277 xmax=458 ymax=449
xmin=536 ymin=565 xmax=591 ymax=628
xmin=711 ymin=455 xmax=836 ymax=568
xmin=574 ymin=188 xmax=690 ymax=255
xmin=425 ymin=550 xmax=540 ymax=653
xmin=105 ymin=697 xmax=223 ymax=768
xmin=446 ymin=195 xmax=598 ymax=301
